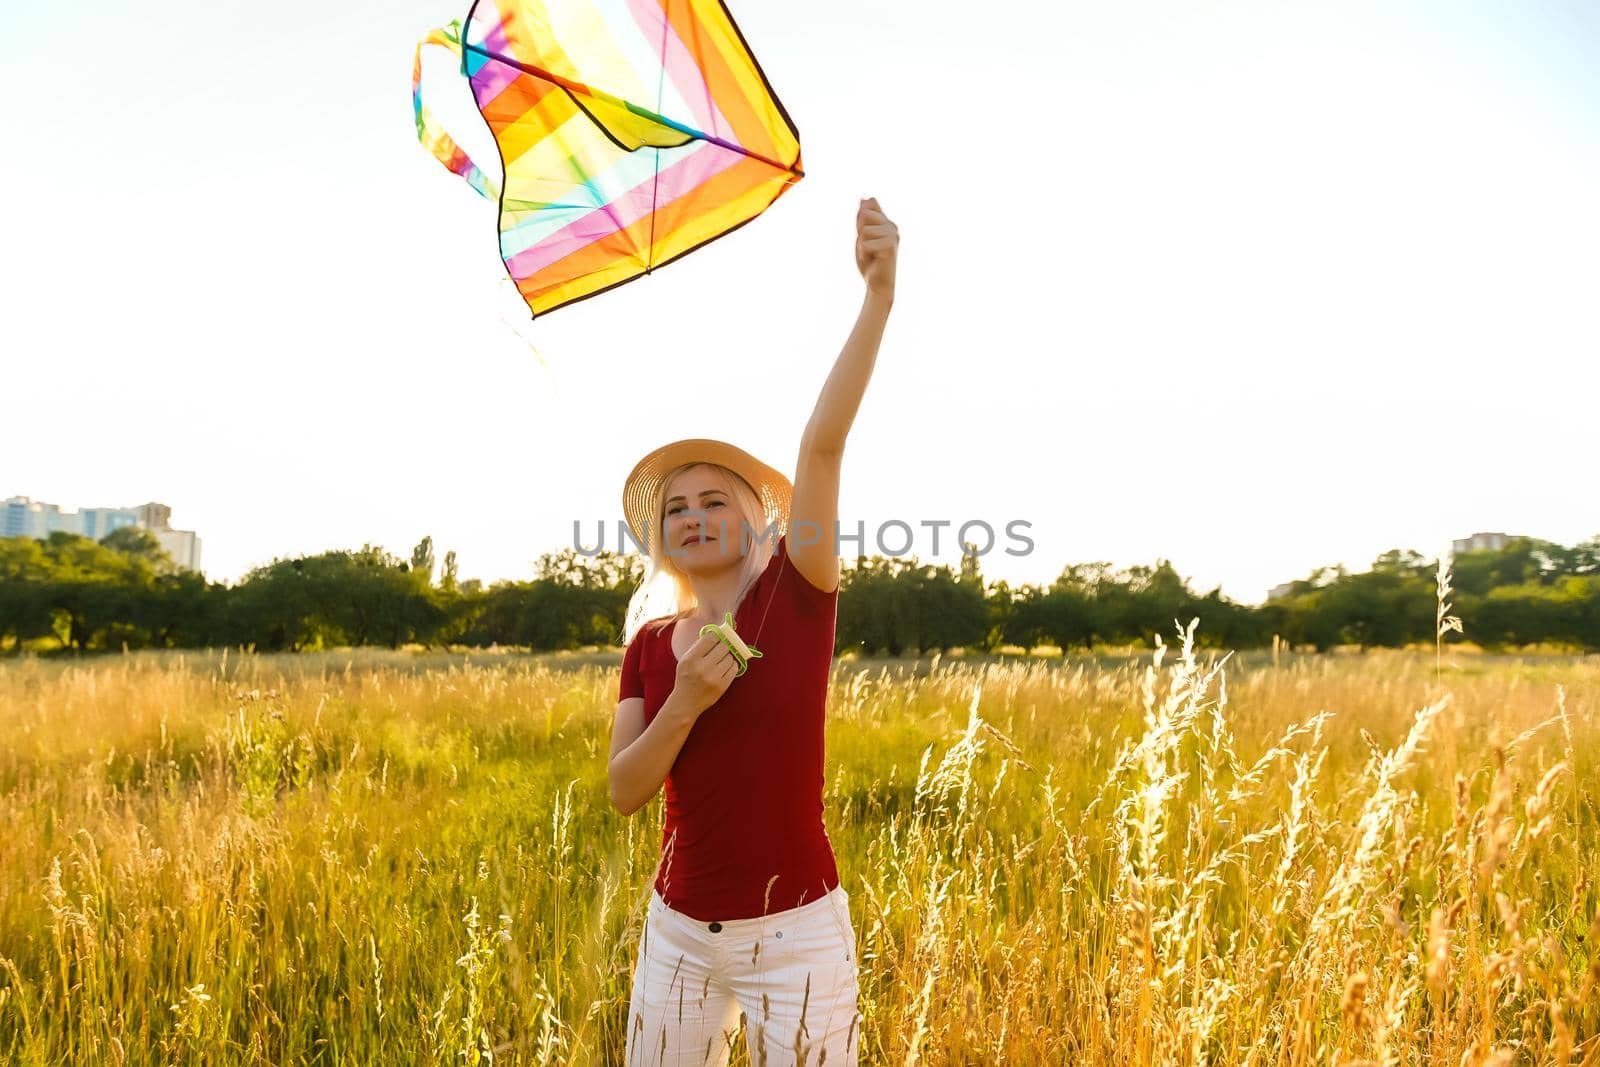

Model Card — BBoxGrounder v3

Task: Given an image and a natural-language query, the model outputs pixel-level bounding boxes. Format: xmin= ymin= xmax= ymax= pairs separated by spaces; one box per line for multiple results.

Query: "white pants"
xmin=623 ymin=883 xmax=861 ymax=1066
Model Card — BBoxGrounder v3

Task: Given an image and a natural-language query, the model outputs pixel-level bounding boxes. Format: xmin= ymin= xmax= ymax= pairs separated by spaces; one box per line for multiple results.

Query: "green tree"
xmin=39 ymin=532 xmax=164 ymax=651
xmin=100 ymin=526 xmax=179 ymax=575
xmin=0 ymin=538 xmax=55 ymax=652
xmin=411 ymin=536 xmax=436 ymax=585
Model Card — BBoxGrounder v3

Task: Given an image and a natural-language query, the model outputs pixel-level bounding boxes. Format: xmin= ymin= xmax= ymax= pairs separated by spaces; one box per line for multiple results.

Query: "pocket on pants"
xmin=781 ymin=887 xmax=855 ymax=966
xmin=646 ymin=893 xmax=706 ymax=962
xmin=829 ymin=887 xmax=857 ymax=961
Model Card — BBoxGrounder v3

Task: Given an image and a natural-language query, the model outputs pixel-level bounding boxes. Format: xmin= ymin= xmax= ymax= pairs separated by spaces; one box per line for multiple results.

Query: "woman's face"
xmin=661 ymin=466 xmax=747 ymax=575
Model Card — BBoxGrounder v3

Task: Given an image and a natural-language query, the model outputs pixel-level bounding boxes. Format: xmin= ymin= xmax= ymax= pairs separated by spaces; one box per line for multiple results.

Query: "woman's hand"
xmin=855 ymin=197 xmax=898 ymax=300
xmin=672 ymin=631 xmax=739 ymax=718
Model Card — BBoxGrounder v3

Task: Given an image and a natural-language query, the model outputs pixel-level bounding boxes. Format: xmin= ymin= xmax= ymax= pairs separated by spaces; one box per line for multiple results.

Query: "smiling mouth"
xmin=682 ymin=535 xmax=717 ymax=548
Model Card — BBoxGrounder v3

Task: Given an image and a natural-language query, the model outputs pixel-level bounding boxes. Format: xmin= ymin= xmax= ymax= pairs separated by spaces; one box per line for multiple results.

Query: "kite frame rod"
xmin=462 ymin=42 xmax=801 ymax=176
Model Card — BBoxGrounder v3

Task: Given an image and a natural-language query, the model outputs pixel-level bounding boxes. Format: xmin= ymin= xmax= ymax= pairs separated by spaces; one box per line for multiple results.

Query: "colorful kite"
xmin=413 ymin=0 xmax=803 ymax=317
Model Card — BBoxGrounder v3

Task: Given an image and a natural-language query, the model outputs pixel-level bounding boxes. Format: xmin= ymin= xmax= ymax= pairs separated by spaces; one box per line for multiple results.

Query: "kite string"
xmin=747 ymin=534 xmax=788 ymax=650
xmin=497 ymin=278 xmax=556 ymax=381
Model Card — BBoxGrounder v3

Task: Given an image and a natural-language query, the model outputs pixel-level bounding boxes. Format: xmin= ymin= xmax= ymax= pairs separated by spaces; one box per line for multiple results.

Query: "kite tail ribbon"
xmin=413 ymin=21 xmax=500 ymax=201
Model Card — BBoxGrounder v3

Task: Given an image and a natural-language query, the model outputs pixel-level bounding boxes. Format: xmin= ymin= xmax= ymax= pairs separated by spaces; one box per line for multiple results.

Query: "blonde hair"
xmin=621 ymin=462 xmax=785 ymax=647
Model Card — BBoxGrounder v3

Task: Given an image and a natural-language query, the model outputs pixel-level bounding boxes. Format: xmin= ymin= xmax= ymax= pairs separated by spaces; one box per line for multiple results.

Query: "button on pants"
xmin=623 ymin=883 xmax=861 ymax=1066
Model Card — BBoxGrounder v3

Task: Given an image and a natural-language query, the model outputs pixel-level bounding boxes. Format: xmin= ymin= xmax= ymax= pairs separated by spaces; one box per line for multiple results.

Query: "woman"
xmin=608 ymin=198 xmax=898 ymax=1066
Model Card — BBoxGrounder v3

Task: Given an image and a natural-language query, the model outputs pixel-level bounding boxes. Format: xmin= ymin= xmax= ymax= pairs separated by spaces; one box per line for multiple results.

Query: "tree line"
xmin=2 ymin=529 xmax=1597 ymax=655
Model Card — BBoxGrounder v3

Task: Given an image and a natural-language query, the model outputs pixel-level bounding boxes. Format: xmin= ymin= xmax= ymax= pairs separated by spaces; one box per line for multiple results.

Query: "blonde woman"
xmin=609 ymin=198 xmax=898 ymax=1066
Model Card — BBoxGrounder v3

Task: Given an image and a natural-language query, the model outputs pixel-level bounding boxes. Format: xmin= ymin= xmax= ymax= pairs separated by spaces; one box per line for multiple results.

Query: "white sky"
xmin=3 ymin=0 xmax=1595 ymax=603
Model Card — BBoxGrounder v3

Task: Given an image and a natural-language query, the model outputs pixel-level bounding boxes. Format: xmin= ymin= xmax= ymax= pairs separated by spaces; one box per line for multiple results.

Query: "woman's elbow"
xmin=607 ymin=774 xmax=639 ymax=817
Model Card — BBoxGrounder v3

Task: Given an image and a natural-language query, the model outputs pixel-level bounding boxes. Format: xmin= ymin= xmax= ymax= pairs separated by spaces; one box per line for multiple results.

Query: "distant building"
xmin=137 ymin=502 xmax=204 ymax=572
xmin=2 ymin=497 xmax=54 ymax=538
xmin=1266 ymin=581 xmax=1298 ymax=602
xmin=2 ymin=496 xmax=139 ymax=539
xmin=1452 ymin=531 xmax=1520 ymax=555
xmin=3 ymin=496 xmax=203 ymax=572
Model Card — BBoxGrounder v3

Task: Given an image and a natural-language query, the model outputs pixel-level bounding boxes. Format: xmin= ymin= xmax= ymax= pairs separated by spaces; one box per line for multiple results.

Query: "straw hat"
xmin=622 ymin=438 xmax=793 ymax=555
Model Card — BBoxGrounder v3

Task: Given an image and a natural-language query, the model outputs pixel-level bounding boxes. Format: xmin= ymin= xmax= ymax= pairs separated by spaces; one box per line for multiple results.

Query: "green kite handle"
xmin=699 ymin=611 xmax=764 ymax=676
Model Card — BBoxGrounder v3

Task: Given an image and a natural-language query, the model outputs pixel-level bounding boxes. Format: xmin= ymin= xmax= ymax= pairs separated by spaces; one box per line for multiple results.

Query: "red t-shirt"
xmin=618 ymin=533 xmax=841 ymax=921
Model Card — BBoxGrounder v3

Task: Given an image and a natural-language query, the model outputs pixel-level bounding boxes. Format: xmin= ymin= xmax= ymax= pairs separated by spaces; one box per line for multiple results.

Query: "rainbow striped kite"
xmin=413 ymin=0 xmax=803 ymax=317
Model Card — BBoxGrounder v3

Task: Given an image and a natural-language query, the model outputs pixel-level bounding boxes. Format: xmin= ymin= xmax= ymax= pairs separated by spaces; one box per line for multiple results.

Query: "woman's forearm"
xmin=608 ymin=691 xmax=698 ymax=816
xmin=804 ymin=289 xmax=892 ymax=455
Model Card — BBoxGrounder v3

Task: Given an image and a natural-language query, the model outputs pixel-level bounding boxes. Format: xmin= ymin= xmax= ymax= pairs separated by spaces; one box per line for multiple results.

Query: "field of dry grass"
xmin=1 ymin=629 xmax=1595 ymax=1064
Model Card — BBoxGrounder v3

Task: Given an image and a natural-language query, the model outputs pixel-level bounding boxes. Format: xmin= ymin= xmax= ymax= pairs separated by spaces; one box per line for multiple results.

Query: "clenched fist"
xmin=673 ymin=631 xmax=740 ymax=719
xmin=855 ymin=197 xmax=898 ymax=299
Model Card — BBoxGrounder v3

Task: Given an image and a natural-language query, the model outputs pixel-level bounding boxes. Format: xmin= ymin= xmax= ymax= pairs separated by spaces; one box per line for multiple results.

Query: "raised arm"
xmin=790 ymin=198 xmax=900 ymax=592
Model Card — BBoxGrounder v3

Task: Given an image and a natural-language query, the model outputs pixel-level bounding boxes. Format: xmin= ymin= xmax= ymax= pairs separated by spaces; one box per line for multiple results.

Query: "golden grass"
xmin=0 ymin=634 xmax=1595 ymax=1064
